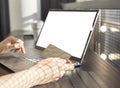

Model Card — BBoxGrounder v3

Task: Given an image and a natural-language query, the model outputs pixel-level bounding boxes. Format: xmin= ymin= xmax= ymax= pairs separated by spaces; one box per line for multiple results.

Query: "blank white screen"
xmin=36 ymin=10 xmax=97 ymax=58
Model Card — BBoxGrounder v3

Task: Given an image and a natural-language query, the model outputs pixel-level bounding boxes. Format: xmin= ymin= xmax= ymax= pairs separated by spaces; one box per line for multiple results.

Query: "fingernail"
xmin=66 ymin=60 xmax=71 ymax=64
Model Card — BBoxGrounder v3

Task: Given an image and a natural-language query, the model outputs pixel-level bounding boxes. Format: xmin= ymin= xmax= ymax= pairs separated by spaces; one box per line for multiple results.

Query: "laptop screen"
xmin=36 ymin=10 xmax=98 ymax=59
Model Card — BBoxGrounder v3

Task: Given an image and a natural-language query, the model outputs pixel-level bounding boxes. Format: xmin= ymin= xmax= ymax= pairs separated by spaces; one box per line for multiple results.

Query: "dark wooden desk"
xmin=0 ymin=31 xmax=120 ymax=88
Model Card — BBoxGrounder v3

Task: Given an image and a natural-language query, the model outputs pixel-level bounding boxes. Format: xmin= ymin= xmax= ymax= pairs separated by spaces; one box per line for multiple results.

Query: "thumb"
xmin=64 ymin=63 xmax=74 ymax=71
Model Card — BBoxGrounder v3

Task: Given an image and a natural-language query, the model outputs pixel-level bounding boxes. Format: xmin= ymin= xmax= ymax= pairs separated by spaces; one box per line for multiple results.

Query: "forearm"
xmin=0 ymin=68 xmax=44 ymax=88
xmin=0 ymin=57 xmax=73 ymax=88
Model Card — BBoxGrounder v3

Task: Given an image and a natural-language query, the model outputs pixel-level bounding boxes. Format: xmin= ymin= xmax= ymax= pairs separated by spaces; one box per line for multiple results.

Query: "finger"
xmin=14 ymin=48 xmax=21 ymax=53
xmin=54 ymin=78 xmax=59 ymax=81
xmin=7 ymin=43 xmax=20 ymax=51
xmin=64 ymin=63 xmax=74 ymax=71
xmin=9 ymin=44 xmax=22 ymax=53
xmin=66 ymin=60 xmax=72 ymax=64
xmin=52 ymin=65 xmax=65 ymax=79
xmin=21 ymin=47 xmax=26 ymax=54
xmin=12 ymin=43 xmax=26 ymax=54
xmin=20 ymin=44 xmax=26 ymax=54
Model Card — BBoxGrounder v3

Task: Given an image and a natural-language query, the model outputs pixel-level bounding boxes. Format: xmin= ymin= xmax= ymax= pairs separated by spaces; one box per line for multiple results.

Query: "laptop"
xmin=0 ymin=10 xmax=99 ymax=72
xmin=35 ymin=10 xmax=99 ymax=68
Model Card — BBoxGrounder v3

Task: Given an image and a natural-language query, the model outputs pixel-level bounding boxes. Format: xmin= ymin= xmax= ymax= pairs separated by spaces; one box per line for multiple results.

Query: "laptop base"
xmin=41 ymin=44 xmax=82 ymax=68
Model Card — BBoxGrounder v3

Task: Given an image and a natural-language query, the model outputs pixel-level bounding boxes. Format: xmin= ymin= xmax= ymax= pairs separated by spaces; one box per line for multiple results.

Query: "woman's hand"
xmin=30 ymin=57 xmax=74 ymax=85
xmin=0 ymin=36 xmax=25 ymax=54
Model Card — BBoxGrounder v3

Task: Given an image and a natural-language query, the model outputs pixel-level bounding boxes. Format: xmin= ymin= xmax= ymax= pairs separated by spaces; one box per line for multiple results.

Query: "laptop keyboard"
xmin=12 ymin=48 xmax=43 ymax=63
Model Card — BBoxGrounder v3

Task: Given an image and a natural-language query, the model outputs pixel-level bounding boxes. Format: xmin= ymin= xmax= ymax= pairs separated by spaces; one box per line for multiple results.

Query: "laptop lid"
xmin=36 ymin=10 xmax=99 ymax=60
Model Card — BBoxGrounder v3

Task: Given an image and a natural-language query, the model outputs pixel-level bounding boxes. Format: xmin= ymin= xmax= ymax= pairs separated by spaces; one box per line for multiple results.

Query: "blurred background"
xmin=1 ymin=0 xmax=120 ymax=69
